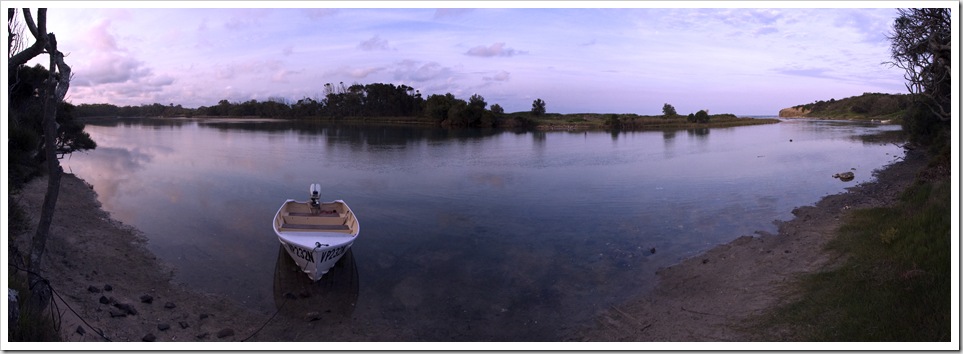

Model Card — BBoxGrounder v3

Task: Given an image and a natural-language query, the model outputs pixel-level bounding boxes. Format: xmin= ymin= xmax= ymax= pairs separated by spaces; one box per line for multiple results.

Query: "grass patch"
xmin=753 ymin=175 xmax=950 ymax=341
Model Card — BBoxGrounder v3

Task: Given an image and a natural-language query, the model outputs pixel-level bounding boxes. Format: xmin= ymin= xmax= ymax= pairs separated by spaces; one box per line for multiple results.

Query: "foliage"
xmin=693 ymin=110 xmax=709 ymax=123
xmin=887 ymin=8 xmax=951 ymax=123
xmin=490 ymin=103 xmax=504 ymax=115
xmin=791 ymin=92 xmax=911 ymax=120
xmin=8 ymin=64 xmax=96 ymax=188
xmin=662 ymin=103 xmax=677 ymax=117
xmin=531 ymin=98 xmax=546 ymax=116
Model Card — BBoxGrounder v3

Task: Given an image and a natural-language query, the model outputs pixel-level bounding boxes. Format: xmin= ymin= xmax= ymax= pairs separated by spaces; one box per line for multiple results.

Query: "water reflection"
xmin=273 ymin=246 xmax=359 ymax=320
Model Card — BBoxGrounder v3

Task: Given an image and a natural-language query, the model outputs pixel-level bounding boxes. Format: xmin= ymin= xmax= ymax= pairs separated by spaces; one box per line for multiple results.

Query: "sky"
xmin=7 ymin=1 xmax=932 ymax=115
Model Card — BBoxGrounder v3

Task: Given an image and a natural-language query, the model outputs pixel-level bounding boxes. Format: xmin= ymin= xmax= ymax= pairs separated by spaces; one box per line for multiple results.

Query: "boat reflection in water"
xmin=273 ymin=244 xmax=359 ymax=321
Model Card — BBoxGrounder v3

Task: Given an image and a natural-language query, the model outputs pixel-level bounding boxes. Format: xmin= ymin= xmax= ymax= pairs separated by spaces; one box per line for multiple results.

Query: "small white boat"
xmin=273 ymin=184 xmax=359 ymax=281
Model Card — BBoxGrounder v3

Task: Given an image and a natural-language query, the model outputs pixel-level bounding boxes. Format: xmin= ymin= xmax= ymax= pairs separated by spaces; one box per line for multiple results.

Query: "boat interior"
xmin=275 ymin=201 xmax=358 ymax=234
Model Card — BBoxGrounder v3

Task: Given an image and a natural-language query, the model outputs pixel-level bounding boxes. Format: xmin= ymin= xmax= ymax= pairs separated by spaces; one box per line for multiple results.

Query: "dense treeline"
xmin=74 ymin=82 xmax=542 ymax=129
xmin=8 ymin=64 xmax=96 ymax=186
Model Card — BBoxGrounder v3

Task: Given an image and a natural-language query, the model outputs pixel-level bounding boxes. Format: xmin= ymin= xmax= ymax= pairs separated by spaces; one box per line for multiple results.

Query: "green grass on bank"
xmin=753 ymin=170 xmax=950 ymax=341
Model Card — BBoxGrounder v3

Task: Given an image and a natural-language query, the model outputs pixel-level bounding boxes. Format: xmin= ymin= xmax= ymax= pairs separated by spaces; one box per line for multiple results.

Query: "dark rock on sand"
xmin=158 ymin=323 xmax=170 ymax=331
xmin=142 ymin=333 xmax=156 ymax=342
xmin=140 ymin=294 xmax=153 ymax=304
xmin=217 ymin=328 xmax=235 ymax=338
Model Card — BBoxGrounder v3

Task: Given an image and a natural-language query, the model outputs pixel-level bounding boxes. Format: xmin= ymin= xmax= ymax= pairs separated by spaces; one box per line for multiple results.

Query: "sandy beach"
xmin=9 ymin=146 xmax=925 ymax=344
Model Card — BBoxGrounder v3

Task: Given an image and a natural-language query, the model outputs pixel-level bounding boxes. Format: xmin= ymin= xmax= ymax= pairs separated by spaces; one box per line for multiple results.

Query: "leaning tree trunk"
xmin=25 ymin=13 xmax=71 ymax=311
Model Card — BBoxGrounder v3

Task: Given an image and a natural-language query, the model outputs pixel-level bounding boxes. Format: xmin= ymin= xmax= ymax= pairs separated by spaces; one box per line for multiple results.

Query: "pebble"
xmin=98 ymin=296 xmax=110 ymax=304
xmin=199 ymin=313 xmax=210 ymax=320
xmin=179 ymin=321 xmax=190 ymax=329
xmin=164 ymin=302 xmax=176 ymax=309
xmin=87 ymin=286 xmax=101 ymax=293
xmin=109 ymin=309 xmax=127 ymax=318
xmin=217 ymin=328 xmax=235 ymax=338
xmin=103 ymin=284 xmax=113 ymax=291
xmin=305 ymin=311 xmax=322 ymax=322
xmin=140 ymin=294 xmax=154 ymax=304
xmin=143 ymin=333 xmax=156 ymax=342
xmin=196 ymin=332 xmax=209 ymax=340
xmin=158 ymin=323 xmax=171 ymax=331
xmin=76 ymin=326 xmax=86 ymax=335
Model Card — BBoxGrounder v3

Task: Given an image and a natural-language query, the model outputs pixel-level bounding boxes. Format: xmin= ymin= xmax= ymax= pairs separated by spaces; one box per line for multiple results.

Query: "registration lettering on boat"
xmin=288 ymin=244 xmax=315 ymax=263
xmin=318 ymin=245 xmax=347 ymax=264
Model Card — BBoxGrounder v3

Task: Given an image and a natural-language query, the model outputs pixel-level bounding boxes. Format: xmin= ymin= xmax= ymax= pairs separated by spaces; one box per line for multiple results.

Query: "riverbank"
xmin=8 ymin=141 xmax=924 ymax=345
xmin=9 ymin=175 xmax=267 ymax=344
xmin=569 ymin=146 xmax=928 ymax=342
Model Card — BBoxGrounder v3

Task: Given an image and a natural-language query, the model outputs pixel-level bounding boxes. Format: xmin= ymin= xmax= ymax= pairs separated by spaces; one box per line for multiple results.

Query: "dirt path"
xmin=569 ymin=149 xmax=925 ymax=341
xmin=9 ymin=148 xmax=924 ymax=344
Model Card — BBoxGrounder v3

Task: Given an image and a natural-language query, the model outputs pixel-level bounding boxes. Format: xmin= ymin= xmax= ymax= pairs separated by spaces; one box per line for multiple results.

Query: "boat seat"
xmin=281 ymin=224 xmax=350 ymax=231
xmin=285 ymin=212 xmax=341 ymax=217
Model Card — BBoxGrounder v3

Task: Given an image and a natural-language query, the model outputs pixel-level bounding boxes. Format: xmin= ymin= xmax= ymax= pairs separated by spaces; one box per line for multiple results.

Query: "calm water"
xmin=65 ymin=118 xmax=902 ymax=341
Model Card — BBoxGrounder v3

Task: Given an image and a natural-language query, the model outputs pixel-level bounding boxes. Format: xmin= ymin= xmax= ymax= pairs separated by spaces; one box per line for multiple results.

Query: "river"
xmin=64 ymin=117 xmax=902 ymax=340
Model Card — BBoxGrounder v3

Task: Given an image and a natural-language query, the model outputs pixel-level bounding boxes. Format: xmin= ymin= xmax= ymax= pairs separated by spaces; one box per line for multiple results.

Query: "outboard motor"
xmin=309 ymin=183 xmax=322 ymax=212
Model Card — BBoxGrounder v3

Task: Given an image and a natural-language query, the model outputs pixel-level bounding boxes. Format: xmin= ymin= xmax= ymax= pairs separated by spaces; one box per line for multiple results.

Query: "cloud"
xmin=322 ymin=65 xmax=385 ymax=80
xmin=775 ymin=67 xmax=836 ymax=80
xmin=358 ymin=35 xmax=392 ymax=51
xmin=87 ymin=19 xmax=118 ymax=51
xmin=465 ymin=43 xmax=527 ymax=58
xmin=754 ymin=26 xmax=778 ymax=36
xmin=483 ymin=71 xmax=511 ymax=82
xmin=434 ymin=9 xmax=472 ymax=19
xmin=391 ymin=60 xmax=455 ymax=82
xmin=304 ymin=8 xmax=338 ymax=20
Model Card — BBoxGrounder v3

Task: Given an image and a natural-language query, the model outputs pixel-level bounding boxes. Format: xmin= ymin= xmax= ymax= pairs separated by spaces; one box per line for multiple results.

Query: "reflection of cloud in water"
xmin=68 ymin=147 xmax=153 ymax=210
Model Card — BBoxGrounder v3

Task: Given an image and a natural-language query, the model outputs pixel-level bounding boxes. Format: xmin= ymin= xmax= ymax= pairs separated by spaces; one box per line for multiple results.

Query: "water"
xmin=64 ymin=118 xmax=903 ymax=340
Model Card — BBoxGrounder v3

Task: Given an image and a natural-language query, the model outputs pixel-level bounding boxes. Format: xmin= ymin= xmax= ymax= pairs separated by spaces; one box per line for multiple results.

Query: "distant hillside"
xmin=779 ymin=92 xmax=911 ymax=121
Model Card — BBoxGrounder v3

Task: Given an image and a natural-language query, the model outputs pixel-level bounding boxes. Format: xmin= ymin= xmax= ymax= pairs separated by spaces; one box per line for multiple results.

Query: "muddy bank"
xmin=569 ymin=148 xmax=925 ymax=341
xmin=9 ymin=174 xmax=267 ymax=343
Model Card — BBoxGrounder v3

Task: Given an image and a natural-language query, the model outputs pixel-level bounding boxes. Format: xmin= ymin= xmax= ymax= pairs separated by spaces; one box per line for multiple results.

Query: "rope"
xmin=8 ymin=263 xmax=112 ymax=341
xmin=240 ymin=297 xmax=287 ymax=342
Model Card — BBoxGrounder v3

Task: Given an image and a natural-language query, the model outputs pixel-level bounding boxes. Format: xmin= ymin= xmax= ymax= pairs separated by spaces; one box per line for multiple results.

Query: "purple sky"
xmin=12 ymin=2 xmax=917 ymax=115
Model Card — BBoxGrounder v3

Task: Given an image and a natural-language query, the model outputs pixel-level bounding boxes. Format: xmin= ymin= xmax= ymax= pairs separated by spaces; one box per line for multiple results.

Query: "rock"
xmin=305 ymin=311 xmax=322 ymax=322
xmin=103 ymin=284 xmax=113 ymax=291
xmin=143 ymin=333 xmax=156 ymax=342
xmin=158 ymin=323 xmax=171 ymax=331
xmin=114 ymin=303 xmax=137 ymax=315
xmin=216 ymin=328 xmax=235 ymax=338
xmin=833 ymin=171 xmax=855 ymax=181
xmin=109 ymin=309 xmax=127 ymax=318
xmin=649 ymin=247 xmax=656 ymax=254
xmin=164 ymin=302 xmax=176 ymax=309
xmin=199 ymin=313 xmax=210 ymax=320
xmin=99 ymin=296 xmax=110 ymax=304
xmin=76 ymin=325 xmax=86 ymax=335
xmin=87 ymin=285 xmax=101 ymax=293
xmin=179 ymin=321 xmax=190 ymax=329
xmin=196 ymin=332 xmax=209 ymax=340
xmin=140 ymin=294 xmax=153 ymax=304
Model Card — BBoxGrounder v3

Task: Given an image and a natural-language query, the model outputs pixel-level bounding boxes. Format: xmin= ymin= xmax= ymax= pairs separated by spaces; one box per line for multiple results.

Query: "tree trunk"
xmin=27 ymin=26 xmax=69 ymax=312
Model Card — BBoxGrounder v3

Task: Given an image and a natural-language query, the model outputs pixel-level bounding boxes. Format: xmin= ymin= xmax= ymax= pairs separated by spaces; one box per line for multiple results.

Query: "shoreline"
xmin=9 ymin=146 xmax=923 ymax=344
xmin=569 ymin=147 xmax=926 ymax=341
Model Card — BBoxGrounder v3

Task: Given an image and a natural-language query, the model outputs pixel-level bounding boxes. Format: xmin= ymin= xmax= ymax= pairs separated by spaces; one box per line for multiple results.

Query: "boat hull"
xmin=273 ymin=199 xmax=360 ymax=281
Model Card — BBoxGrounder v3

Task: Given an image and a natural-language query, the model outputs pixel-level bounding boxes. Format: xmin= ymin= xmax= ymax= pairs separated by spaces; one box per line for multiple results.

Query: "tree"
xmin=694 ymin=110 xmax=710 ymax=123
xmin=531 ymin=98 xmax=546 ymax=116
xmin=886 ymin=8 xmax=951 ymax=145
xmin=8 ymin=8 xmax=72 ymax=310
xmin=490 ymin=103 xmax=504 ymax=115
xmin=662 ymin=103 xmax=677 ymax=118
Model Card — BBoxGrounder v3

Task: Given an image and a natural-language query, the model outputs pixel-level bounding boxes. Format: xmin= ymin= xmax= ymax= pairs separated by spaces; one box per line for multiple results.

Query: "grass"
xmin=752 ymin=168 xmax=950 ymax=341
